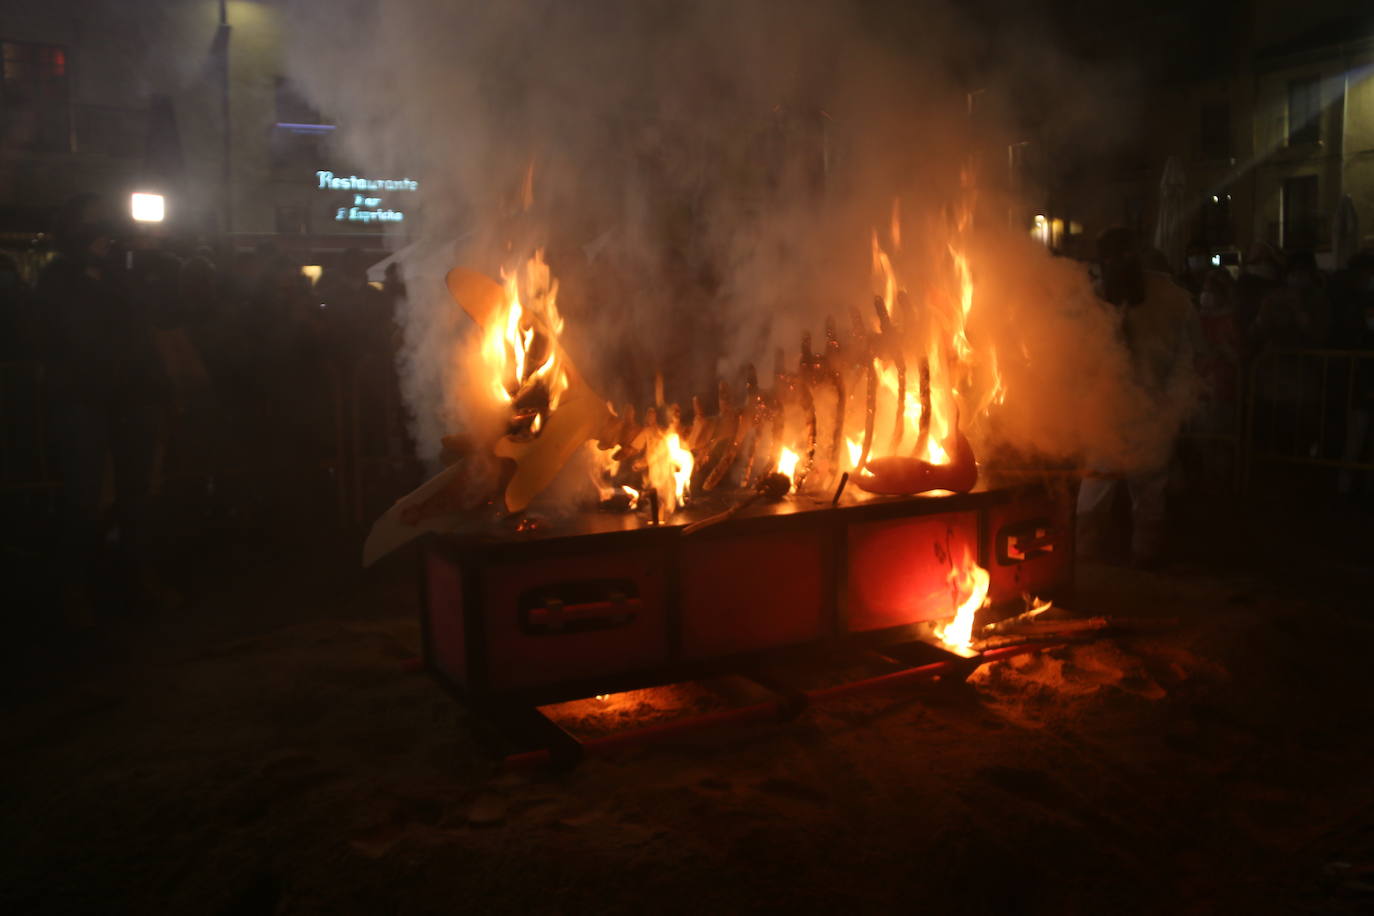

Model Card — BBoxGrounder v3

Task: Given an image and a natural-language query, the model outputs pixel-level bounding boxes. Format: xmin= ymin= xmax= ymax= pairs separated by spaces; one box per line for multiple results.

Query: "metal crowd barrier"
xmin=1240 ymin=348 xmax=1374 ymax=490
xmin=0 ymin=357 xmax=356 ymax=525
xmin=19 ymin=348 xmax=1369 ymax=521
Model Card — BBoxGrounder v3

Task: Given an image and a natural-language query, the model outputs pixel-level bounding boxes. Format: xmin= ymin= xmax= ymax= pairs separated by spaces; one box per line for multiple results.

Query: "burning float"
xmin=366 ymin=186 xmax=1075 ymax=765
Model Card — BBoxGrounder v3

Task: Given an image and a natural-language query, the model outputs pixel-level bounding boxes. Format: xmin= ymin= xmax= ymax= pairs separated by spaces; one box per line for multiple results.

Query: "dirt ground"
xmin=3 ymin=490 xmax=1374 ymax=915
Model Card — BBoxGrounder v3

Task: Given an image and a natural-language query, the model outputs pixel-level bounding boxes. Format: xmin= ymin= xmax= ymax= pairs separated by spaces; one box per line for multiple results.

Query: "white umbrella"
xmin=1151 ymin=156 xmax=1187 ymax=274
xmin=1332 ymin=194 xmax=1359 ymax=268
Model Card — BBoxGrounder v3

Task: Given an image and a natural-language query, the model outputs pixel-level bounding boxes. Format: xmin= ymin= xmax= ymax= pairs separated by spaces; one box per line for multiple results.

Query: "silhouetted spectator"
xmin=37 ymin=193 xmax=170 ymax=623
xmin=1336 ymin=293 xmax=1374 ymax=503
xmin=1256 ymin=249 xmax=1329 ymax=347
xmin=1078 ymin=226 xmax=1200 ymax=567
xmin=316 ymin=247 xmax=386 ymax=359
xmin=1180 ymin=239 xmax=1211 ymax=297
xmin=1235 ymin=241 xmax=1281 ymax=343
xmin=1196 ymin=268 xmax=1242 ymax=414
xmin=1328 ymin=249 xmax=1374 ymax=348
xmin=0 ymin=251 xmax=31 ymax=360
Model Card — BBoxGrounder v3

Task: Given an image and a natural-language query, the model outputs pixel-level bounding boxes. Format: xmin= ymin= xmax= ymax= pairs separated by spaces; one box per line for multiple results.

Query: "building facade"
xmin=0 ymin=0 xmax=408 ymax=259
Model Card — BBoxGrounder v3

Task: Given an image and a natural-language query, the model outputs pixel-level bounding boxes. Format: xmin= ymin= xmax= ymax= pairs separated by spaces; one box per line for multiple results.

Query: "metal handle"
xmin=996 ymin=518 xmax=1057 ymax=565
xmin=517 ymin=581 xmax=641 ymax=635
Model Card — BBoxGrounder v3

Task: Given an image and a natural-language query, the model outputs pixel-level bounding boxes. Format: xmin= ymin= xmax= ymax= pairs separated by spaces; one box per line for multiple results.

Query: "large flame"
xmin=462 ymin=176 xmax=1010 ymax=517
xmin=777 ymin=446 xmax=800 ymax=488
xmin=482 ymin=249 xmax=568 ymax=414
xmin=646 ymin=429 xmax=694 ymax=515
xmin=934 ymin=547 xmax=990 ymax=652
xmin=858 ymin=190 xmax=1001 ymax=469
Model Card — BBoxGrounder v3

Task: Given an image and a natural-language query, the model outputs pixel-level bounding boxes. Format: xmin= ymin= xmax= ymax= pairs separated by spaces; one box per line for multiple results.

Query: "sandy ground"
xmin=3 ymin=492 xmax=1374 ymax=915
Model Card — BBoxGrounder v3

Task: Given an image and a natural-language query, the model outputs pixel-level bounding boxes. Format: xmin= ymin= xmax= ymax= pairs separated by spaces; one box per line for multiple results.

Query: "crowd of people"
xmin=1076 ymin=226 xmax=1374 ymax=569
xmin=1 ymin=193 xmax=407 ymax=626
xmin=1173 ymin=239 xmax=1374 ymax=495
xmin=6 ymin=191 xmax=1374 ymax=620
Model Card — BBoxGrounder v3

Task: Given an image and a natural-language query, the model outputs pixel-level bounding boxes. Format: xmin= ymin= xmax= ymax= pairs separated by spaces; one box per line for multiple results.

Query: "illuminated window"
xmin=1 ymin=40 xmax=70 ymax=152
xmin=1287 ymin=77 xmax=1321 ymax=147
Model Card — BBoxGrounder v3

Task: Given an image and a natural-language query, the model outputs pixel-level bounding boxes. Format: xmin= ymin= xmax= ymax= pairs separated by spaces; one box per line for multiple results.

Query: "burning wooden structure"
xmin=370 ymin=192 xmax=1077 ymax=763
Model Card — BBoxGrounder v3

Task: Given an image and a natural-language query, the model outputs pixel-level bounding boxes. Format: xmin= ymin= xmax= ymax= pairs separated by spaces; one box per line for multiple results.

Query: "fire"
xmin=453 ymin=172 xmax=1012 ymax=517
xmin=647 ymin=430 xmax=694 ymax=515
xmin=482 ymin=249 xmax=568 ymax=415
xmin=934 ymin=548 xmax=990 ymax=652
xmin=621 ymin=485 xmax=640 ymax=507
xmin=776 ymin=447 xmax=800 ymax=488
xmin=667 ymin=433 xmax=692 ymax=508
xmin=857 ymin=191 xmax=999 ymax=471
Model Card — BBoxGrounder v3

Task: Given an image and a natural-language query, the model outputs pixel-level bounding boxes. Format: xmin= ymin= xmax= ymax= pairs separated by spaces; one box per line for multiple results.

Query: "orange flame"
xmin=935 ymin=547 xmax=989 ymax=652
xmin=482 ymin=249 xmax=568 ymax=413
xmin=646 ymin=430 xmax=693 ymax=515
xmin=856 ymin=184 xmax=1003 ymax=469
xmin=776 ymin=446 xmax=800 ymax=488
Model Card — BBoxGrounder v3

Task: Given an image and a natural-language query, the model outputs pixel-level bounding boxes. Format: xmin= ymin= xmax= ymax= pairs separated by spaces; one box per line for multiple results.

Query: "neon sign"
xmin=316 ymin=171 xmax=418 ymax=225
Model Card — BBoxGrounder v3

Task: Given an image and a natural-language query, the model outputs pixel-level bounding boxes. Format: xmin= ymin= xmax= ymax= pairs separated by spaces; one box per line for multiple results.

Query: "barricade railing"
xmin=0 ymin=357 xmax=355 ymax=525
xmin=13 ymin=348 xmax=1373 ymax=521
xmin=1240 ymin=348 xmax=1374 ymax=491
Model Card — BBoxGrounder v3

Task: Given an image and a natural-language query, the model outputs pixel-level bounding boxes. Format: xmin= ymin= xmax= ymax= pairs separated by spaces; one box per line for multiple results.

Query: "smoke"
xmin=285 ymin=0 xmax=1185 ymax=477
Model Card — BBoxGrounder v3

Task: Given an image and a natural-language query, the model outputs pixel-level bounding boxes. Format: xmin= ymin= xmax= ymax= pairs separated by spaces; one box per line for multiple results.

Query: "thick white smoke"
xmin=284 ymin=0 xmax=1186 ymax=477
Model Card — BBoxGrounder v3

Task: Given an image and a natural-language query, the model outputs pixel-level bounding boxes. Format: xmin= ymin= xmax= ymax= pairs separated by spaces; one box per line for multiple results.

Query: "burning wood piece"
xmin=681 ymin=472 xmax=791 ymax=535
xmin=850 ymin=308 xmax=878 ymax=472
xmin=895 ymin=289 xmax=914 ymax=332
xmin=629 ymin=406 xmax=660 ymax=473
xmin=771 ymin=347 xmax=789 ymax=452
xmin=915 ymin=355 xmax=932 ymax=457
xmin=977 ymin=598 xmax=1052 ymax=636
xmin=628 ymin=406 xmax=694 ymax=515
xmin=853 ymin=427 xmax=977 ymax=496
xmin=980 ymin=614 xmax=1177 ymax=641
xmin=610 ymin=403 xmax=643 ymax=464
xmin=872 ymin=295 xmax=907 ymax=452
xmin=737 ymin=365 xmax=769 ymax=489
xmin=686 ymin=395 xmax=711 ymax=453
xmin=598 ymin=485 xmax=640 ymax=512
xmin=824 ymin=316 xmax=846 ymax=478
xmin=446 ymin=266 xmax=609 ymax=514
xmin=509 ymin=383 xmax=550 ymax=437
xmin=701 ymin=380 xmax=746 ymax=491
xmin=795 ymin=332 xmax=820 ymax=492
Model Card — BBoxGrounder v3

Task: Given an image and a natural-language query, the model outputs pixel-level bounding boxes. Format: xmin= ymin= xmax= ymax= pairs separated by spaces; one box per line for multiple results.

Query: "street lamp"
xmin=131 ymin=192 xmax=166 ymax=223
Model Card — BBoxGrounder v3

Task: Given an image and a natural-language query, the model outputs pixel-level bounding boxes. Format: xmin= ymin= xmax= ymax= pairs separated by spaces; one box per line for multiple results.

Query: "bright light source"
xmin=131 ymin=193 xmax=165 ymax=223
xmin=300 ymin=265 xmax=322 ymax=284
xmin=1211 ymin=254 xmax=1222 ymax=266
